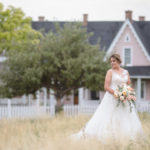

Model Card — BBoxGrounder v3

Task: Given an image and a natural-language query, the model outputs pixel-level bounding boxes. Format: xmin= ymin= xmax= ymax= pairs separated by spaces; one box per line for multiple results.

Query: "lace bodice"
xmin=110 ymin=69 xmax=128 ymax=90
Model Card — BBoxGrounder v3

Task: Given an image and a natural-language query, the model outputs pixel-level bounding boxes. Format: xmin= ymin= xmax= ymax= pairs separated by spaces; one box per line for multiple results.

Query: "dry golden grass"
xmin=0 ymin=112 xmax=150 ymax=150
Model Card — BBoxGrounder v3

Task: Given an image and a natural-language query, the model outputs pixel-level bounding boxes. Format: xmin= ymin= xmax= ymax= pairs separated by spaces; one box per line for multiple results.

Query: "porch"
xmin=126 ymin=66 xmax=150 ymax=103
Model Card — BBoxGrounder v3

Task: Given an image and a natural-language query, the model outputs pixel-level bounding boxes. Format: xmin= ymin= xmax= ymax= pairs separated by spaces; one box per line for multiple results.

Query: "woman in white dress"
xmin=71 ymin=54 xmax=143 ymax=142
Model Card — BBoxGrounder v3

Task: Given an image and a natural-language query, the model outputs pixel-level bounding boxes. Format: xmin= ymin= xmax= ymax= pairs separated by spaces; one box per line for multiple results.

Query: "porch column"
xmin=78 ymin=88 xmax=84 ymax=105
xmin=137 ymin=78 xmax=141 ymax=103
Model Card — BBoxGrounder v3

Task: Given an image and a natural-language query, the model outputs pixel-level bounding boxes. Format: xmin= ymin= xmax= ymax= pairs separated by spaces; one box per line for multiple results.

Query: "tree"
xmin=0 ymin=3 xmax=42 ymax=53
xmin=0 ymin=43 xmax=42 ymax=98
xmin=0 ymin=23 xmax=110 ymax=105
xmin=39 ymin=23 xmax=110 ymax=104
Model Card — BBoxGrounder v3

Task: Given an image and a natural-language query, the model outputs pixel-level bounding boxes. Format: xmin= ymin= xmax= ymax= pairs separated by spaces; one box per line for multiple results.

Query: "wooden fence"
xmin=137 ymin=102 xmax=150 ymax=113
xmin=1 ymin=100 xmax=150 ymax=119
xmin=63 ymin=104 xmax=98 ymax=116
xmin=63 ymin=102 xmax=150 ymax=116
xmin=0 ymin=100 xmax=55 ymax=120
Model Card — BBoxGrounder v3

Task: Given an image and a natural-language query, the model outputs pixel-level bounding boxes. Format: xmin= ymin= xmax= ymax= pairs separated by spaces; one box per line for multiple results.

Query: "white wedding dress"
xmin=71 ymin=69 xmax=143 ymax=142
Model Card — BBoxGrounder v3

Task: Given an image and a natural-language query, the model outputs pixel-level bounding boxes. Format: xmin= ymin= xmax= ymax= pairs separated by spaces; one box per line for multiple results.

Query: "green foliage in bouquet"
xmin=114 ymin=84 xmax=136 ymax=112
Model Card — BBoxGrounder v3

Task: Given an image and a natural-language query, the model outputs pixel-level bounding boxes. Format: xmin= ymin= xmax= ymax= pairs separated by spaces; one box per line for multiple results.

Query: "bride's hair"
xmin=109 ymin=54 xmax=122 ymax=64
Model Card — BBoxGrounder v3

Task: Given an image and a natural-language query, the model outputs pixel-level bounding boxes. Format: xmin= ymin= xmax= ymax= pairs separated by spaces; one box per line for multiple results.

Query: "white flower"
xmin=118 ymin=92 xmax=122 ymax=96
xmin=120 ymin=96 xmax=124 ymax=101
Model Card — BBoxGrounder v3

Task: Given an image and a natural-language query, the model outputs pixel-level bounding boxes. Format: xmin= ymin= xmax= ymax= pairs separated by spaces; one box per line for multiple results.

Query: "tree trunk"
xmin=47 ymin=88 xmax=50 ymax=99
xmin=55 ymin=96 xmax=63 ymax=113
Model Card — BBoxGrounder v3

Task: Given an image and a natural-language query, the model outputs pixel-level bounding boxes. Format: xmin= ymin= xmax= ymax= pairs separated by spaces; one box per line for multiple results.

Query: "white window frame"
xmin=141 ymin=80 xmax=146 ymax=100
xmin=124 ymin=34 xmax=130 ymax=42
xmin=123 ymin=47 xmax=132 ymax=66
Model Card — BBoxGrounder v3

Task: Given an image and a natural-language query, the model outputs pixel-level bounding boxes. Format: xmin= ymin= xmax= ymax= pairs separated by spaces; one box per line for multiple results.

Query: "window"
xmin=125 ymin=34 xmax=130 ymax=42
xmin=90 ymin=91 xmax=99 ymax=100
xmin=124 ymin=48 xmax=131 ymax=66
xmin=141 ymin=81 xmax=145 ymax=99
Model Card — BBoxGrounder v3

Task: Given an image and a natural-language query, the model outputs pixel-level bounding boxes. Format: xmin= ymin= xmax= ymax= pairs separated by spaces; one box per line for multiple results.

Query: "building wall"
xmin=131 ymin=79 xmax=150 ymax=101
xmin=113 ymin=25 xmax=150 ymax=66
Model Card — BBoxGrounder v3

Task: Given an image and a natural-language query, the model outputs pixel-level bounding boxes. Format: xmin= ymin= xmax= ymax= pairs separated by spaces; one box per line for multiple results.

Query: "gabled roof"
xmin=32 ymin=21 xmax=123 ymax=50
xmin=32 ymin=20 xmax=150 ymax=57
xmin=32 ymin=21 xmax=67 ymax=33
xmin=133 ymin=21 xmax=150 ymax=56
xmin=86 ymin=22 xmax=123 ymax=50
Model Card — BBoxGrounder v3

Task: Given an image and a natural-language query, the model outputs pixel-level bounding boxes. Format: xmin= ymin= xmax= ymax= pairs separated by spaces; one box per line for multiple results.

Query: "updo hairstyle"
xmin=109 ymin=54 xmax=122 ymax=64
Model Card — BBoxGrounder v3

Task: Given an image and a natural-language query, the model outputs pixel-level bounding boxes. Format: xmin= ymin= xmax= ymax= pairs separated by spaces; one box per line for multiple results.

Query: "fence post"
xmin=43 ymin=88 xmax=47 ymax=112
xmin=49 ymin=89 xmax=56 ymax=116
xmin=7 ymin=99 xmax=11 ymax=119
xmin=23 ymin=94 xmax=27 ymax=105
xmin=28 ymin=94 xmax=32 ymax=106
xmin=36 ymin=91 xmax=40 ymax=117
xmin=36 ymin=91 xmax=40 ymax=106
xmin=50 ymin=89 xmax=57 ymax=105
xmin=78 ymin=88 xmax=84 ymax=105
xmin=50 ymin=104 xmax=55 ymax=116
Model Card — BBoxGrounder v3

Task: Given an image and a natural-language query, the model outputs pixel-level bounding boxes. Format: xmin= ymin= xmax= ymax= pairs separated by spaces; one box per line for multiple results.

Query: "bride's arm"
xmin=104 ymin=70 xmax=114 ymax=95
xmin=127 ymin=71 xmax=131 ymax=85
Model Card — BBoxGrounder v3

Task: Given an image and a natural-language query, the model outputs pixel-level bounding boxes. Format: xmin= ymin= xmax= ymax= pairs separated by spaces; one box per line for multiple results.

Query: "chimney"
xmin=125 ymin=10 xmax=132 ymax=22
xmin=139 ymin=16 xmax=145 ymax=21
xmin=38 ymin=16 xmax=45 ymax=21
xmin=83 ymin=14 xmax=88 ymax=26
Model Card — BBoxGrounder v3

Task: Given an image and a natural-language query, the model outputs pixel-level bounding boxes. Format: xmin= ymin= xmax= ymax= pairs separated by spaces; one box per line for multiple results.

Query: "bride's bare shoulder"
xmin=121 ymin=68 xmax=128 ymax=73
xmin=106 ymin=69 xmax=112 ymax=75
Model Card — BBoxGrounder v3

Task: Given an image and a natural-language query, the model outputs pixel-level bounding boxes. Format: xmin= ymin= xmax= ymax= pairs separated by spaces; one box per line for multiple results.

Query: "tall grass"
xmin=0 ymin=112 xmax=150 ymax=150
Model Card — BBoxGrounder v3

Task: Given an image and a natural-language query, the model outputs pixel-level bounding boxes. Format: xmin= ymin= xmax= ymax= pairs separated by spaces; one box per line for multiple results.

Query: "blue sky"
xmin=1 ymin=0 xmax=150 ymax=21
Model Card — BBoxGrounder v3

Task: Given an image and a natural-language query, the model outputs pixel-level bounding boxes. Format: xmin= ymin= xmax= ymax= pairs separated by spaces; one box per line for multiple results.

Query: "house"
xmin=32 ymin=11 xmax=150 ymax=106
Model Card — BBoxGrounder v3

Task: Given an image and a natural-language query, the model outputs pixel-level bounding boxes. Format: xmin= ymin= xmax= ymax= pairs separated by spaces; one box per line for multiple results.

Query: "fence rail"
xmin=64 ymin=103 xmax=150 ymax=116
xmin=0 ymin=100 xmax=55 ymax=120
xmin=63 ymin=104 xmax=98 ymax=116
xmin=1 ymin=100 xmax=150 ymax=119
xmin=137 ymin=102 xmax=150 ymax=113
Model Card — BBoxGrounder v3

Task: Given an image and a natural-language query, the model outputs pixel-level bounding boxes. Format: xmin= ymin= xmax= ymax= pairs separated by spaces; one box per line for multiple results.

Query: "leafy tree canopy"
xmin=0 ymin=22 xmax=110 ymax=102
xmin=0 ymin=3 xmax=42 ymax=53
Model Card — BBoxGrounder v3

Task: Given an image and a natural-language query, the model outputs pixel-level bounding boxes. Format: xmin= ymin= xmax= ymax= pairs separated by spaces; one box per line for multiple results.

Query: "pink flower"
xmin=123 ymin=100 xmax=127 ymax=103
xmin=133 ymin=96 xmax=136 ymax=101
xmin=127 ymin=95 xmax=132 ymax=101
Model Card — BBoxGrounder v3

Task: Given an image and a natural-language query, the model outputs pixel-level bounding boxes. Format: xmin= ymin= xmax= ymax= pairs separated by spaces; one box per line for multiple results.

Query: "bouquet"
xmin=114 ymin=83 xmax=136 ymax=112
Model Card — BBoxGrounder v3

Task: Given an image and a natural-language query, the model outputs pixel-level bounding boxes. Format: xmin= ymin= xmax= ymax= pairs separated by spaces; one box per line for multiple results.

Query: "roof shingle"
xmin=125 ymin=66 xmax=150 ymax=76
xmin=32 ymin=21 xmax=150 ymax=56
xmin=32 ymin=21 xmax=123 ymax=51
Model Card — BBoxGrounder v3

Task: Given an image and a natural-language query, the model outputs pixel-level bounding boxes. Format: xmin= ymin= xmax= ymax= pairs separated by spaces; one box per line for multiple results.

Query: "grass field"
xmin=0 ymin=112 xmax=150 ymax=150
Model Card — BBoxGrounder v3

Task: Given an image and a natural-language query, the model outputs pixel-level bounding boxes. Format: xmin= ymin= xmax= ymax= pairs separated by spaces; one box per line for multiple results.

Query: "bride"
xmin=71 ymin=54 xmax=143 ymax=142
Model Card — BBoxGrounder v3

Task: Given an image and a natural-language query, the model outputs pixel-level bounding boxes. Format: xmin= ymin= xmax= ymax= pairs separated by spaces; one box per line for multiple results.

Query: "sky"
xmin=0 ymin=0 xmax=150 ymax=21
